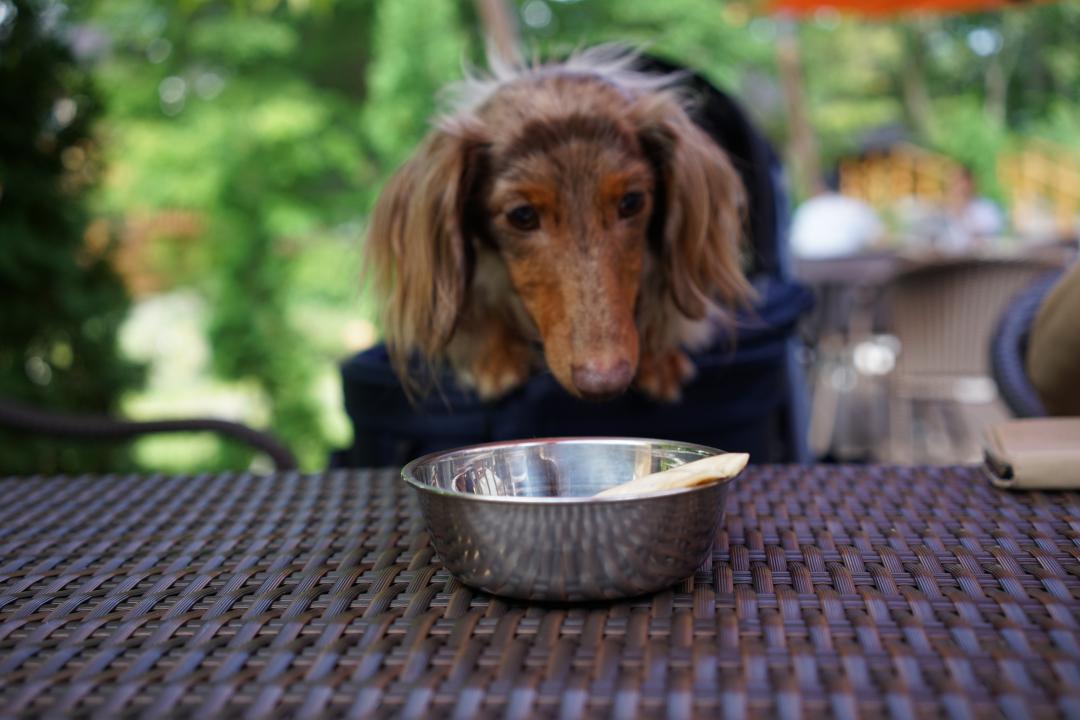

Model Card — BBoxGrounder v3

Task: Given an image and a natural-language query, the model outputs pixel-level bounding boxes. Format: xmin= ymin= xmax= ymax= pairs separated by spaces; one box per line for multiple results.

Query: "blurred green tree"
xmin=362 ymin=0 xmax=472 ymax=173
xmin=787 ymin=4 xmax=1080 ymax=198
xmin=0 ymin=0 xmax=142 ymax=474
xmin=79 ymin=0 xmax=475 ymax=469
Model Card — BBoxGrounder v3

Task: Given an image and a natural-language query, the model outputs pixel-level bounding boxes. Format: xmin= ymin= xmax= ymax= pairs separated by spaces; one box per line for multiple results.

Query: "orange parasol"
xmin=771 ymin=0 xmax=1041 ymax=15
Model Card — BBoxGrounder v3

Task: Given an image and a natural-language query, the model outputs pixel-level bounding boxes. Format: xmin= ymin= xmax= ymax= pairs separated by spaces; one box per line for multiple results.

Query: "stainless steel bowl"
xmin=402 ymin=437 xmax=739 ymax=602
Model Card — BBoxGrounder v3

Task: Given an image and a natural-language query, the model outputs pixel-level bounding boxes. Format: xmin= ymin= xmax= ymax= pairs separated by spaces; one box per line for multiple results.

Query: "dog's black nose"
xmin=572 ymin=359 xmax=633 ymax=401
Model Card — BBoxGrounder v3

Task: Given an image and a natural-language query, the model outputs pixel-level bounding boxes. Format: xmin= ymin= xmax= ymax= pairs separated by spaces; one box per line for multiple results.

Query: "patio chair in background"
xmin=332 ymin=55 xmax=814 ymax=468
xmin=883 ymin=257 xmax=1061 ymax=463
xmin=0 ymin=398 xmax=298 ymax=471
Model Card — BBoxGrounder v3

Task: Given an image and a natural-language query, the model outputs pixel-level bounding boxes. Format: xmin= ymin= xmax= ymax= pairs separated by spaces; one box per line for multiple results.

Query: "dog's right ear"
xmin=365 ymin=121 xmax=486 ymax=392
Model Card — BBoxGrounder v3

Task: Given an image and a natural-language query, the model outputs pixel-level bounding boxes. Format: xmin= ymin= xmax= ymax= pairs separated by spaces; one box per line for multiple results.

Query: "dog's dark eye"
xmin=618 ymin=191 xmax=645 ymax=218
xmin=506 ymin=204 xmax=540 ymax=231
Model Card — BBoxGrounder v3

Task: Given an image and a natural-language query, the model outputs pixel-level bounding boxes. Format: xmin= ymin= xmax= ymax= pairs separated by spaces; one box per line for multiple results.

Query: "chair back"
xmin=886 ymin=258 xmax=1061 ymax=382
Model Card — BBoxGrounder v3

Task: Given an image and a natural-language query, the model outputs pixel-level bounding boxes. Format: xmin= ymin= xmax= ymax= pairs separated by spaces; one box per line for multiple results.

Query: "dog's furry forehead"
xmin=440 ymin=48 xmax=691 ymax=117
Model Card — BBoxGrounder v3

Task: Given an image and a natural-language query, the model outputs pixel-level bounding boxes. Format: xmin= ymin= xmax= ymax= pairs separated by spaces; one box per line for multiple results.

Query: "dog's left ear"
xmin=632 ymin=92 xmax=753 ymax=319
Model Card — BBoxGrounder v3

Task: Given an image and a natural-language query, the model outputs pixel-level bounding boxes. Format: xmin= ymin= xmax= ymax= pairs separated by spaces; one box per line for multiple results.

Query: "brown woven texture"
xmin=1 ymin=466 xmax=1078 ymax=719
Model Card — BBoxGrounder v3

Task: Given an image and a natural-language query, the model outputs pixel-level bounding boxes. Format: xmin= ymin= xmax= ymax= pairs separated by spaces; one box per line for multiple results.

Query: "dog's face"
xmin=481 ymin=107 xmax=656 ymax=398
xmin=367 ymin=58 xmax=751 ymax=401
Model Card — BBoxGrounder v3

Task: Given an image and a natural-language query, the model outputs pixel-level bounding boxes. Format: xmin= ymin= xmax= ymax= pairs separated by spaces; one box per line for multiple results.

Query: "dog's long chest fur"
xmin=367 ymin=49 xmax=752 ymax=402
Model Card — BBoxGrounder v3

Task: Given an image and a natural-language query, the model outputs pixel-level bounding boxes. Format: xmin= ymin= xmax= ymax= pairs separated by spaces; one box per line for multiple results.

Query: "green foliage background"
xmin=0 ymin=0 xmax=141 ymax=474
xmin=2 ymin=0 xmax=1077 ymax=472
xmin=68 ymin=0 xmax=478 ymax=470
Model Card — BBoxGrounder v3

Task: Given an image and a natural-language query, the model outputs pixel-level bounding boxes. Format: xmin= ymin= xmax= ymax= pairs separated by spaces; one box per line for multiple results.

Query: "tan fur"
xmin=365 ymin=50 xmax=753 ymax=401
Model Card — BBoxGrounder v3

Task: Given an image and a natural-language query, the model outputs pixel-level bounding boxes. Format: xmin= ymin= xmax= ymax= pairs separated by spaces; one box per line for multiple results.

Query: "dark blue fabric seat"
xmin=333 ymin=55 xmax=814 ymax=468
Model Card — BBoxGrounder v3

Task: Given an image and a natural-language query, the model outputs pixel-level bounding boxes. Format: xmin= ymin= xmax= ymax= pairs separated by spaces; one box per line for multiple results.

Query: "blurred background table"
xmin=2 ymin=467 xmax=1077 ymax=718
xmin=795 ymin=244 xmax=1076 ymax=464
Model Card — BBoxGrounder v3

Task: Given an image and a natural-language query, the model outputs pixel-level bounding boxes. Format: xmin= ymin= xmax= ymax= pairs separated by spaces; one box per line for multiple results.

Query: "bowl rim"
xmin=401 ymin=436 xmax=743 ymax=505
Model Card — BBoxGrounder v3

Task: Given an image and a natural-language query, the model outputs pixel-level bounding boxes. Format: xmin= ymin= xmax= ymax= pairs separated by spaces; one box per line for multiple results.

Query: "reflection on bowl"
xmin=402 ymin=437 xmax=741 ymax=602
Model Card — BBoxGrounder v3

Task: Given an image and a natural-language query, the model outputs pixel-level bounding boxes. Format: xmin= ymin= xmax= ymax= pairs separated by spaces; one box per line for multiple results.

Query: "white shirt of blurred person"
xmin=938 ymin=167 xmax=1005 ymax=253
xmin=790 ymin=191 xmax=885 ymax=259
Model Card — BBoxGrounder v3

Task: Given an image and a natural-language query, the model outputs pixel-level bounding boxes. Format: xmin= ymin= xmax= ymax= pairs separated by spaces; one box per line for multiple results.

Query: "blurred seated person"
xmin=1027 ymin=261 xmax=1080 ymax=416
xmin=790 ymin=177 xmax=885 ymax=259
xmin=938 ymin=166 xmax=1006 ymax=253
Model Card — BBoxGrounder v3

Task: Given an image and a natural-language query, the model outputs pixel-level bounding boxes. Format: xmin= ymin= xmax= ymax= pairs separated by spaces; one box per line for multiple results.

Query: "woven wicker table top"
xmin=1 ymin=466 xmax=1078 ymax=719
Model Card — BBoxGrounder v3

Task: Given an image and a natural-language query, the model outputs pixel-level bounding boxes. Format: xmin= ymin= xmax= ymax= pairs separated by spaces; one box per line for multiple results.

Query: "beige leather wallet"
xmin=983 ymin=418 xmax=1080 ymax=489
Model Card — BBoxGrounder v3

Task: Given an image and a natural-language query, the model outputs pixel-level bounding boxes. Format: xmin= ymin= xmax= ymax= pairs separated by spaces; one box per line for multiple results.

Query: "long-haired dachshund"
xmin=367 ymin=48 xmax=752 ymax=402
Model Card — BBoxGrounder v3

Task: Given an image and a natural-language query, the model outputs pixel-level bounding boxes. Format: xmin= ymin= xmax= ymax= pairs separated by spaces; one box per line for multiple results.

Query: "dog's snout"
xmin=571 ymin=359 xmax=633 ymax=401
